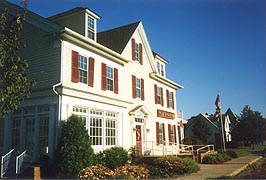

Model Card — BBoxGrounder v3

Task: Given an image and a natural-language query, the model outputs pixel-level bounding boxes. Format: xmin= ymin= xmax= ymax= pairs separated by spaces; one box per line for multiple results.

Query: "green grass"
xmin=226 ymin=144 xmax=266 ymax=157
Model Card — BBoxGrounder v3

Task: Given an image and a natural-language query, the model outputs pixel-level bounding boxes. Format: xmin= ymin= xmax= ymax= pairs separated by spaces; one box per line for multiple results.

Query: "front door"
xmin=136 ymin=125 xmax=142 ymax=154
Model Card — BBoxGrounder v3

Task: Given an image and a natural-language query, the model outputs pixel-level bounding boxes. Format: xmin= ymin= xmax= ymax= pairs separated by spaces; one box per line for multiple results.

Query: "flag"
xmin=215 ymin=93 xmax=221 ymax=110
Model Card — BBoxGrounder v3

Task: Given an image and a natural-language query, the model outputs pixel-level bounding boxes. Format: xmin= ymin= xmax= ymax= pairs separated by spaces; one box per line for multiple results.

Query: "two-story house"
xmin=0 ymin=0 xmax=183 ymax=163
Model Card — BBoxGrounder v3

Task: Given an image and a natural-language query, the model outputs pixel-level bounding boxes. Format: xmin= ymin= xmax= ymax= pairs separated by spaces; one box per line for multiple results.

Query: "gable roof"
xmin=97 ymin=21 xmax=140 ymax=54
xmin=185 ymin=113 xmax=219 ymax=130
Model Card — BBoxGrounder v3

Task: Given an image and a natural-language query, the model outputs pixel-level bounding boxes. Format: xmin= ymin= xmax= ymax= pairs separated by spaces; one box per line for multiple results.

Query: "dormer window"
xmin=87 ymin=15 xmax=95 ymax=40
xmin=157 ymin=61 xmax=165 ymax=76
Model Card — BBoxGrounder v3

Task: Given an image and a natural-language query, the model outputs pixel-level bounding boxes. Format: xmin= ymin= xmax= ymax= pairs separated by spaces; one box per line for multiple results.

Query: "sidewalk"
xmin=175 ymin=154 xmax=262 ymax=179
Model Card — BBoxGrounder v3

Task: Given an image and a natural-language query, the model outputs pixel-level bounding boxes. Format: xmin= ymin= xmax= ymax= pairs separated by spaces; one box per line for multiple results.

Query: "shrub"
xmin=202 ymin=153 xmax=230 ymax=164
xmin=94 ymin=146 xmax=130 ymax=170
xmin=79 ymin=165 xmax=114 ymax=179
xmin=113 ymin=164 xmax=150 ymax=179
xmin=56 ymin=115 xmax=94 ymax=177
xmin=137 ymin=156 xmax=199 ymax=178
xmin=226 ymin=150 xmax=238 ymax=158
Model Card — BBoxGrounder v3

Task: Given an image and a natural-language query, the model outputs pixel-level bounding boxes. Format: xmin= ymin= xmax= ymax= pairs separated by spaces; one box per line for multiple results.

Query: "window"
xmin=154 ymin=84 xmax=164 ymax=106
xmin=25 ymin=117 xmax=35 ymax=157
xmin=168 ymin=125 xmax=177 ymax=145
xmin=12 ymin=118 xmax=20 ymax=149
xmin=136 ymin=78 xmax=141 ymax=98
xmin=106 ymin=66 xmax=114 ymax=91
xmin=156 ymin=122 xmax=165 ymax=145
xmin=157 ymin=61 xmax=165 ymax=76
xmin=87 ymin=16 xmax=95 ymax=40
xmin=131 ymin=38 xmax=143 ymax=64
xmin=73 ymin=107 xmax=118 ymax=146
xmin=90 ymin=117 xmax=103 ymax=145
xmin=39 ymin=115 xmax=49 ymax=155
xmin=167 ymin=90 xmax=174 ymax=109
xmin=78 ymin=55 xmax=88 ymax=84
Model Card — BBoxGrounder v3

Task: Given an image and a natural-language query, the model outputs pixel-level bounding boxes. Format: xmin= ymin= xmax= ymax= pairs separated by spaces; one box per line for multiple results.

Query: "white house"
xmin=0 ymin=0 xmax=184 ymax=163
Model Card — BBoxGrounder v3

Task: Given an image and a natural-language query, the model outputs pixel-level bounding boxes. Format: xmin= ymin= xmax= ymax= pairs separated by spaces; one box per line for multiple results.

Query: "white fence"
xmin=1 ymin=149 xmax=14 ymax=178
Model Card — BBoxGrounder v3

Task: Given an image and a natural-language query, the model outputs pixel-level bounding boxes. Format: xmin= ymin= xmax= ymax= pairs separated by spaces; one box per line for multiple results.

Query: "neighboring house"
xmin=0 ymin=1 xmax=184 ymax=163
xmin=185 ymin=109 xmax=234 ymax=147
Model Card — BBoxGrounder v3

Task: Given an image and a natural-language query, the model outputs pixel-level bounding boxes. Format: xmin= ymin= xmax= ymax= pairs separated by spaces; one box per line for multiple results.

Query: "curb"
xmin=227 ymin=156 xmax=263 ymax=177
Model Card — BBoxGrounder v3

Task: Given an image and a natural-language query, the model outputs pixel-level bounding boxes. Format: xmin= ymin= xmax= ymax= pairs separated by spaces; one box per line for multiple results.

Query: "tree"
xmin=0 ymin=0 xmax=35 ymax=119
xmin=232 ymin=106 xmax=266 ymax=145
xmin=191 ymin=118 xmax=211 ymax=144
xmin=56 ymin=115 xmax=94 ymax=177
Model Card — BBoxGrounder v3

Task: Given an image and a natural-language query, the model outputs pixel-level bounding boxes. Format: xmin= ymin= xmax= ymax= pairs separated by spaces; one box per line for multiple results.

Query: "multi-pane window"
xmin=157 ymin=87 xmax=162 ymax=105
xmin=25 ymin=117 xmax=35 ymax=157
xmin=106 ymin=66 xmax=114 ymax=91
xmin=169 ymin=92 xmax=173 ymax=108
xmin=87 ymin=16 xmax=95 ymax=40
xmin=73 ymin=107 xmax=118 ymax=146
xmin=170 ymin=125 xmax=176 ymax=145
xmin=90 ymin=117 xmax=103 ymax=145
xmin=159 ymin=124 xmax=164 ymax=145
xmin=78 ymin=55 xmax=88 ymax=84
xmin=135 ymin=43 xmax=140 ymax=62
xmin=12 ymin=118 xmax=20 ymax=149
xmin=136 ymin=78 xmax=141 ymax=98
xmin=39 ymin=115 xmax=49 ymax=155
xmin=106 ymin=119 xmax=116 ymax=145
xmin=157 ymin=61 xmax=165 ymax=76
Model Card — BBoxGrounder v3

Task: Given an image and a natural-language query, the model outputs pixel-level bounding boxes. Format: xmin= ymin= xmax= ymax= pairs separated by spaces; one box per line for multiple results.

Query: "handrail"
xmin=16 ymin=150 xmax=27 ymax=175
xmin=1 ymin=149 xmax=14 ymax=178
xmin=180 ymin=144 xmax=194 ymax=152
xmin=196 ymin=144 xmax=214 ymax=157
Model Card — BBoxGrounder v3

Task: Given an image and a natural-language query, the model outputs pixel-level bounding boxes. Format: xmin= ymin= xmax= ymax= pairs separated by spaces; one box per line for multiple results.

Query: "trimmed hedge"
xmin=136 ymin=156 xmax=199 ymax=178
xmin=202 ymin=153 xmax=231 ymax=164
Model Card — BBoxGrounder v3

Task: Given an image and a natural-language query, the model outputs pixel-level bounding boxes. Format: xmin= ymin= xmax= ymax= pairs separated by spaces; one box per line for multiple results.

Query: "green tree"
xmin=191 ymin=118 xmax=211 ymax=144
xmin=56 ymin=115 xmax=94 ymax=177
xmin=0 ymin=0 xmax=35 ymax=119
xmin=232 ymin=106 xmax=266 ymax=145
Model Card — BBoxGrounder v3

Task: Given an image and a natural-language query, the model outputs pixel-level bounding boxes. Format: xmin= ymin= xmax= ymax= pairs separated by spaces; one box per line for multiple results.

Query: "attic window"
xmin=87 ymin=16 xmax=95 ymax=40
xmin=157 ymin=61 xmax=165 ymax=77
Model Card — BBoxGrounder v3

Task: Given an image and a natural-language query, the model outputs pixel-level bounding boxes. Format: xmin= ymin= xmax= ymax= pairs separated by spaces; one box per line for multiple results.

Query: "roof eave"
xmin=59 ymin=27 xmax=129 ymax=66
xmin=149 ymin=72 xmax=184 ymax=90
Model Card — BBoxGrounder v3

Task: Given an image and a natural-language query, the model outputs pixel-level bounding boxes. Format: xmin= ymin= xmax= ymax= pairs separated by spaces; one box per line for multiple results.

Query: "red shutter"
xmin=161 ymin=87 xmax=164 ymax=106
xmin=71 ymin=50 xmax=79 ymax=83
xmin=141 ymin=78 xmax=144 ymax=101
xmin=132 ymin=75 xmax=136 ymax=98
xmin=156 ymin=122 xmax=159 ymax=145
xmin=154 ymin=84 xmax=158 ymax=104
xmin=174 ymin=125 xmax=177 ymax=144
xmin=168 ymin=124 xmax=172 ymax=145
xmin=88 ymin=57 xmax=94 ymax=87
xmin=114 ymin=68 xmax=118 ymax=94
xmin=132 ymin=38 xmax=136 ymax=61
xmin=166 ymin=90 xmax=170 ymax=108
xmin=162 ymin=123 xmax=166 ymax=145
xmin=172 ymin=92 xmax=175 ymax=109
xmin=101 ymin=63 xmax=106 ymax=90
xmin=139 ymin=43 xmax=143 ymax=65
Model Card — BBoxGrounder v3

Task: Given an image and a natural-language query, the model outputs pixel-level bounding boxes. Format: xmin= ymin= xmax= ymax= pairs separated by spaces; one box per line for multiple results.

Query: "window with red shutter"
xmin=101 ymin=63 xmax=107 ymax=90
xmin=174 ymin=125 xmax=177 ymax=144
xmin=132 ymin=38 xmax=136 ymax=61
xmin=154 ymin=84 xmax=158 ymax=104
xmin=132 ymin=75 xmax=136 ymax=98
xmin=139 ymin=43 xmax=143 ymax=65
xmin=156 ymin=122 xmax=159 ymax=145
xmin=141 ymin=78 xmax=144 ymax=101
xmin=168 ymin=124 xmax=172 ymax=145
xmin=166 ymin=90 xmax=170 ymax=108
xmin=88 ymin=57 xmax=95 ymax=87
xmin=162 ymin=123 xmax=166 ymax=145
xmin=114 ymin=68 xmax=118 ymax=94
xmin=172 ymin=92 xmax=175 ymax=109
xmin=161 ymin=87 xmax=164 ymax=106
xmin=71 ymin=50 xmax=79 ymax=83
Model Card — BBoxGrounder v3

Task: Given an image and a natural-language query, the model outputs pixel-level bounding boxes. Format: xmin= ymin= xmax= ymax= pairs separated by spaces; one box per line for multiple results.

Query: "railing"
xmin=1 ymin=149 xmax=14 ymax=178
xmin=179 ymin=144 xmax=194 ymax=152
xmin=196 ymin=144 xmax=215 ymax=157
xmin=16 ymin=150 xmax=26 ymax=175
xmin=142 ymin=141 xmax=179 ymax=156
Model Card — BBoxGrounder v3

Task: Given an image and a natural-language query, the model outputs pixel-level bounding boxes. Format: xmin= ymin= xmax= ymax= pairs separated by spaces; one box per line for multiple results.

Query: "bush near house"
xmin=56 ymin=115 xmax=94 ymax=178
xmin=202 ymin=153 xmax=231 ymax=164
xmin=136 ymin=156 xmax=199 ymax=178
xmin=94 ymin=146 xmax=130 ymax=170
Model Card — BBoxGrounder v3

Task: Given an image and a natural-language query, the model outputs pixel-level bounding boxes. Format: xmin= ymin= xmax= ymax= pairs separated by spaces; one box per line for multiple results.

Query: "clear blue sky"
xmin=8 ymin=0 xmax=266 ymax=119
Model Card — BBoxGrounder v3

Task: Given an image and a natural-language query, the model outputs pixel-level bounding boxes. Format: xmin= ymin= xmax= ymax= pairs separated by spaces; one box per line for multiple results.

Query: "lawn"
xmin=226 ymin=144 xmax=266 ymax=157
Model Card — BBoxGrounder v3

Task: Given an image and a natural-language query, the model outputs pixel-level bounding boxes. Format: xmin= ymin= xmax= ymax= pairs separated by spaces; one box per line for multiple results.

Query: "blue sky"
xmin=8 ymin=0 xmax=266 ymax=119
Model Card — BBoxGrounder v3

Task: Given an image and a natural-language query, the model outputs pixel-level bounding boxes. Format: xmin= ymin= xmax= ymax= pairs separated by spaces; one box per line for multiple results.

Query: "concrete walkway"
xmin=175 ymin=154 xmax=262 ymax=179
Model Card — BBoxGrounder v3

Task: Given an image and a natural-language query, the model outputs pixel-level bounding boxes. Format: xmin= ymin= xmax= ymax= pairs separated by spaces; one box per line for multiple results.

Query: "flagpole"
xmin=218 ymin=91 xmax=226 ymax=152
